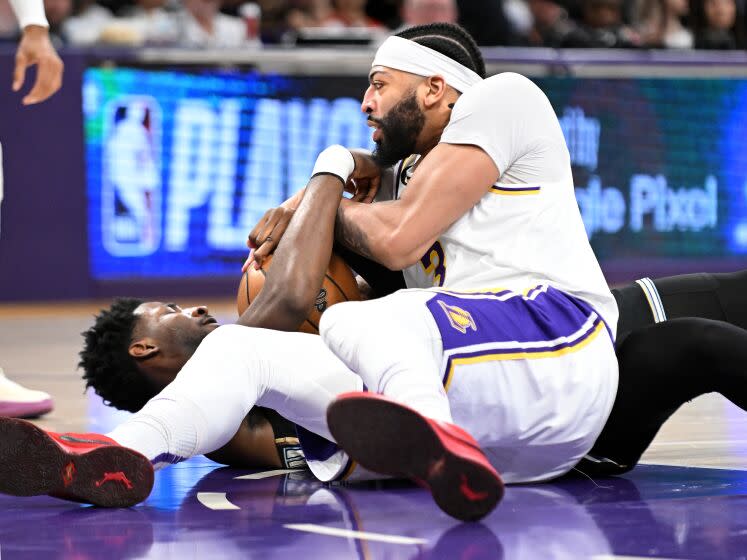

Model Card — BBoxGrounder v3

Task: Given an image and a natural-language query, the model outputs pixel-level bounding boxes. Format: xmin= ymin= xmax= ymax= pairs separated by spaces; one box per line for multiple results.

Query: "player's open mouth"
xmin=202 ymin=316 xmax=218 ymax=325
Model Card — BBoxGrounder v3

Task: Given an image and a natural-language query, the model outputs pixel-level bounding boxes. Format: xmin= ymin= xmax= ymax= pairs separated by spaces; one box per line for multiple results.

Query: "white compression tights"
xmin=320 ymin=290 xmax=452 ymax=423
xmin=108 ymin=324 xmax=360 ymax=467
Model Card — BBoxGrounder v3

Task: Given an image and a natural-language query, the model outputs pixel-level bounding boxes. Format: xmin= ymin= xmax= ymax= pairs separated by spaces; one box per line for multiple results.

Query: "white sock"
xmin=107 ymin=325 xmax=266 ymax=467
xmin=320 ymin=293 xmax=453 ymax=423
xmin=108 ymin=396 xmax=203 ymax=469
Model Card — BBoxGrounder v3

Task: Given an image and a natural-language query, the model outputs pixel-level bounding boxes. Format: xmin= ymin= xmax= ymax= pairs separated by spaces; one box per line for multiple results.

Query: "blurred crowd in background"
xmin=0 ymin=0 xmax=744 ymax=50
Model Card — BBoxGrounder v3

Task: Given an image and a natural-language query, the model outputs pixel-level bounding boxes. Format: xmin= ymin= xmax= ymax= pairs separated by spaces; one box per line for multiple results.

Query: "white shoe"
xmin=0 ymin=368 xmax=54 ymax=418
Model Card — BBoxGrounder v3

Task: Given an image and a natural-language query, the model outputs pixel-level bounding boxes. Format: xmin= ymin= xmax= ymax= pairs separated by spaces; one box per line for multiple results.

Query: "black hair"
xmin=395 ymin=22 xmax=487 ymax=79
xmin=79 ymin=297 xmax=151 ymax=413
xmin=690 ymin=0 xmax=745 ymax=50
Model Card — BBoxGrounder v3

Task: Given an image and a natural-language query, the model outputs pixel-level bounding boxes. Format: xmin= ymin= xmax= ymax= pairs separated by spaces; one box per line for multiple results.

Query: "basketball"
xmin=237 ymin=252 xmax=361 ymax=334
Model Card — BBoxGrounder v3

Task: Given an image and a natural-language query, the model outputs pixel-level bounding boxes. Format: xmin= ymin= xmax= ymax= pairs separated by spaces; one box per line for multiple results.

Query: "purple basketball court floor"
xmin=0 ymin=457 xmax=745 ymax=559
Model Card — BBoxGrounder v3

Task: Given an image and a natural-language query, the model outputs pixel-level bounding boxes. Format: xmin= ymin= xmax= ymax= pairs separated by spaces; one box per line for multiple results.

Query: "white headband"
xmin=372 ymin=36 xmax=482 ymax=94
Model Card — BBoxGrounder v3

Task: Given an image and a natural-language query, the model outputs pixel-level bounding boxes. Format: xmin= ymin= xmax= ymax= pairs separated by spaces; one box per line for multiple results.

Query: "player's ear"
xmin=423 ymin=75 xmax=447 ymax=109
xmin=129 ymin=338 xmax=159 ymax=361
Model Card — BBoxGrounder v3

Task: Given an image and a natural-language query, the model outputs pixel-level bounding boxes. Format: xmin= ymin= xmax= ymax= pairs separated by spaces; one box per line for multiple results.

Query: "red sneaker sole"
xmin=327 ymin=395 xmax=504 ymax=521
xmin=0 ymin=418 xmax=153 ymax=507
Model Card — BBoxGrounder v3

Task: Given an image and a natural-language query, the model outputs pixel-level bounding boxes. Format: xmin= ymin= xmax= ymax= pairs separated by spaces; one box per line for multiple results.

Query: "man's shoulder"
xmin=453 ymin=72 xmax=550 ymax=126
xmin=472 ymin=72 xmax=539 ymax=96
xmin=452 ymin=73 xmax=542 ymax=113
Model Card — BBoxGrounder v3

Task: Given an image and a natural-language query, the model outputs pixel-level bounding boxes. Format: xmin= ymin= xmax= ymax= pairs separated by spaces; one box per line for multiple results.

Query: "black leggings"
xmin=614 ymin=270 xmax=747 ymax=343
xmin=581 ymin=317 xmax=747 ymax=475
xmin=581 ymin=269 xmax=747 ymax=476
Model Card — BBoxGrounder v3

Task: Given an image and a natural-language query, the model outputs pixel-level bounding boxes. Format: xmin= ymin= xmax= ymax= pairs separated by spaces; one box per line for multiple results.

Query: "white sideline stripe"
xmin=234 ymin=468 xmax=304 ymax=480
xmin=197 ymin=492 xmax=240 ymax=511
xmin=284 ymin=524 xmax=427 ymax=545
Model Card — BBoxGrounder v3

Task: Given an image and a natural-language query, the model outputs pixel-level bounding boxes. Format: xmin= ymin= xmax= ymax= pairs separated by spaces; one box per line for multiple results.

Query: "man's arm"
xmin=243 ymin=149 xmax=389 ymax=272
xmin=335 ymin=143 xmax=499 ymax=270
xmin=205 ymin=414 xmax=282 ymax=468
xmin=236 ymin=173 xmax=344 ymax=331
xmin=212 ymin=173 xmax=344 ymax=467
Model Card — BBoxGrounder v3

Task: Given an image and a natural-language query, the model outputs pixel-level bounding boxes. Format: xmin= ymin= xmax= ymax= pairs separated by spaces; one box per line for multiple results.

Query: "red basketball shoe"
xmin=327 ymin=392 xmax=504 ymax=522
xmin=0 ymin=417 xmax=153 ymax=507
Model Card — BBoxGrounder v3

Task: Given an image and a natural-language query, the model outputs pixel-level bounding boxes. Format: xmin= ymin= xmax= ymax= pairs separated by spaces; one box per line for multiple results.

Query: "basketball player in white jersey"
xmin=249 ymin=22 xmax=618 ymax=505
xmin=0 ymin=23 xmax=616 ymax=522
xmin=0 ymin=0 xmax=63 ymax=418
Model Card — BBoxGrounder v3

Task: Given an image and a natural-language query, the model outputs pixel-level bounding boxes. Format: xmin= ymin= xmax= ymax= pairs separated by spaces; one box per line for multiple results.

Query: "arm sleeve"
xmin=439 ymin=72 xmax=561 ymax=177
xmin=8 ymin=0 xmax=48 ymax=29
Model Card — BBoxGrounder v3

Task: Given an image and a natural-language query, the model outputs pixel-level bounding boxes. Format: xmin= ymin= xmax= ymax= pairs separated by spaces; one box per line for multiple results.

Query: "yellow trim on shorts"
xmin=443 ymin=320 xmax=605 ymax=391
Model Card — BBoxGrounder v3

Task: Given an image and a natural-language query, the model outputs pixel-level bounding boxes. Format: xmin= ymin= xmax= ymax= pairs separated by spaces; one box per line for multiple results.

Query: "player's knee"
xmin=695 ymin=319 xmax=729 ymax=361
xmin=320 ymin=300 xmax=385 ymax=349
xmin=319 ymin=301 xmax=357 ymax=341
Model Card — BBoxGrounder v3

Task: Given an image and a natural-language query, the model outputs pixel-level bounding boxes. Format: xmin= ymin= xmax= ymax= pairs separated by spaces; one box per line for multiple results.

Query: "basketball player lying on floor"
xmin=0 ymin=23 xmax=735 ymax=519
xmin=0 ymin=154 xmax=515 ymax=521
xmin=74 ymin=268 xmax=747 ymax=479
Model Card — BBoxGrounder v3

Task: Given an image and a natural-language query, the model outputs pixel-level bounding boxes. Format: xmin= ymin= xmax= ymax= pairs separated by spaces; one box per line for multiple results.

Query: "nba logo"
xmin=101 ymin=96 xmax=162 ymax=256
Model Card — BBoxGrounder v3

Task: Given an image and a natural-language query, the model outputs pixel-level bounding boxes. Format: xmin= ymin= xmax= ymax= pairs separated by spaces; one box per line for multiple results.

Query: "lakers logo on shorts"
xmin=437 ymin=301 xmax=477 ymax=334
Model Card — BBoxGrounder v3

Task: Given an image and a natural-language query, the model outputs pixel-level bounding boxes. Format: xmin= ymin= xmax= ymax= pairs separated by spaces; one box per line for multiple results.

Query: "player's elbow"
xmin=254 ymin=281 xmax=311 ymax=330
xmin=272 ymin=276 xmax=319 ymax=321
xmin=376 ymin=232 xmax=422 ymax=271
xmin=378 ymin=253 xmax=413 ymax=271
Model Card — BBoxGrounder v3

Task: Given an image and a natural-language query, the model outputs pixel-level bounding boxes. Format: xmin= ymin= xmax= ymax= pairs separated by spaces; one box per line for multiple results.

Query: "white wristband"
xmin=311 ymin=145 xmax=355 ymax=184
xmin=9 ymin=0 xmax=49 ymax=29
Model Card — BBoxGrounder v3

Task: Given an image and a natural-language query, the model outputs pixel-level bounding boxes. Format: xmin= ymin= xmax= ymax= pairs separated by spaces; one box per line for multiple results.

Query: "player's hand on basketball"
xmin=243 ymin=206 xmax=295 ymax=271
xmin=347 ymin=150 xmax=381 ymax=204
xmin=13 ymin=26 xmax=64 ymax=106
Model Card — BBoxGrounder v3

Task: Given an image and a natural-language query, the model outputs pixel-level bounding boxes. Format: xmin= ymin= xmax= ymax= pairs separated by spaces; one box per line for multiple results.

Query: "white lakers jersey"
xmin=387 ymin=73 xmax=618 ymax=337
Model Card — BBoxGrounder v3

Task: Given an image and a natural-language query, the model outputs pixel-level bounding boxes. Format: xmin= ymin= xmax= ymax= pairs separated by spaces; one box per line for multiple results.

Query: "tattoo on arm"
xmin=335 ymin=206 xmax=375 ymax=260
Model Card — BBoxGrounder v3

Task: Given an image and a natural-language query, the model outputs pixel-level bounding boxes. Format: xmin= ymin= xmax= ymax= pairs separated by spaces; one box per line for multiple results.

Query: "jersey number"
xmin=420 ymin=241 xmax=446 ymax=287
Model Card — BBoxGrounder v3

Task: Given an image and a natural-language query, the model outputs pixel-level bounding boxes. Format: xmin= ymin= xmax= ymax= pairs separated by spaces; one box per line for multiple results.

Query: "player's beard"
xmin=371 ymin=91 xmax=425 ymax=168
